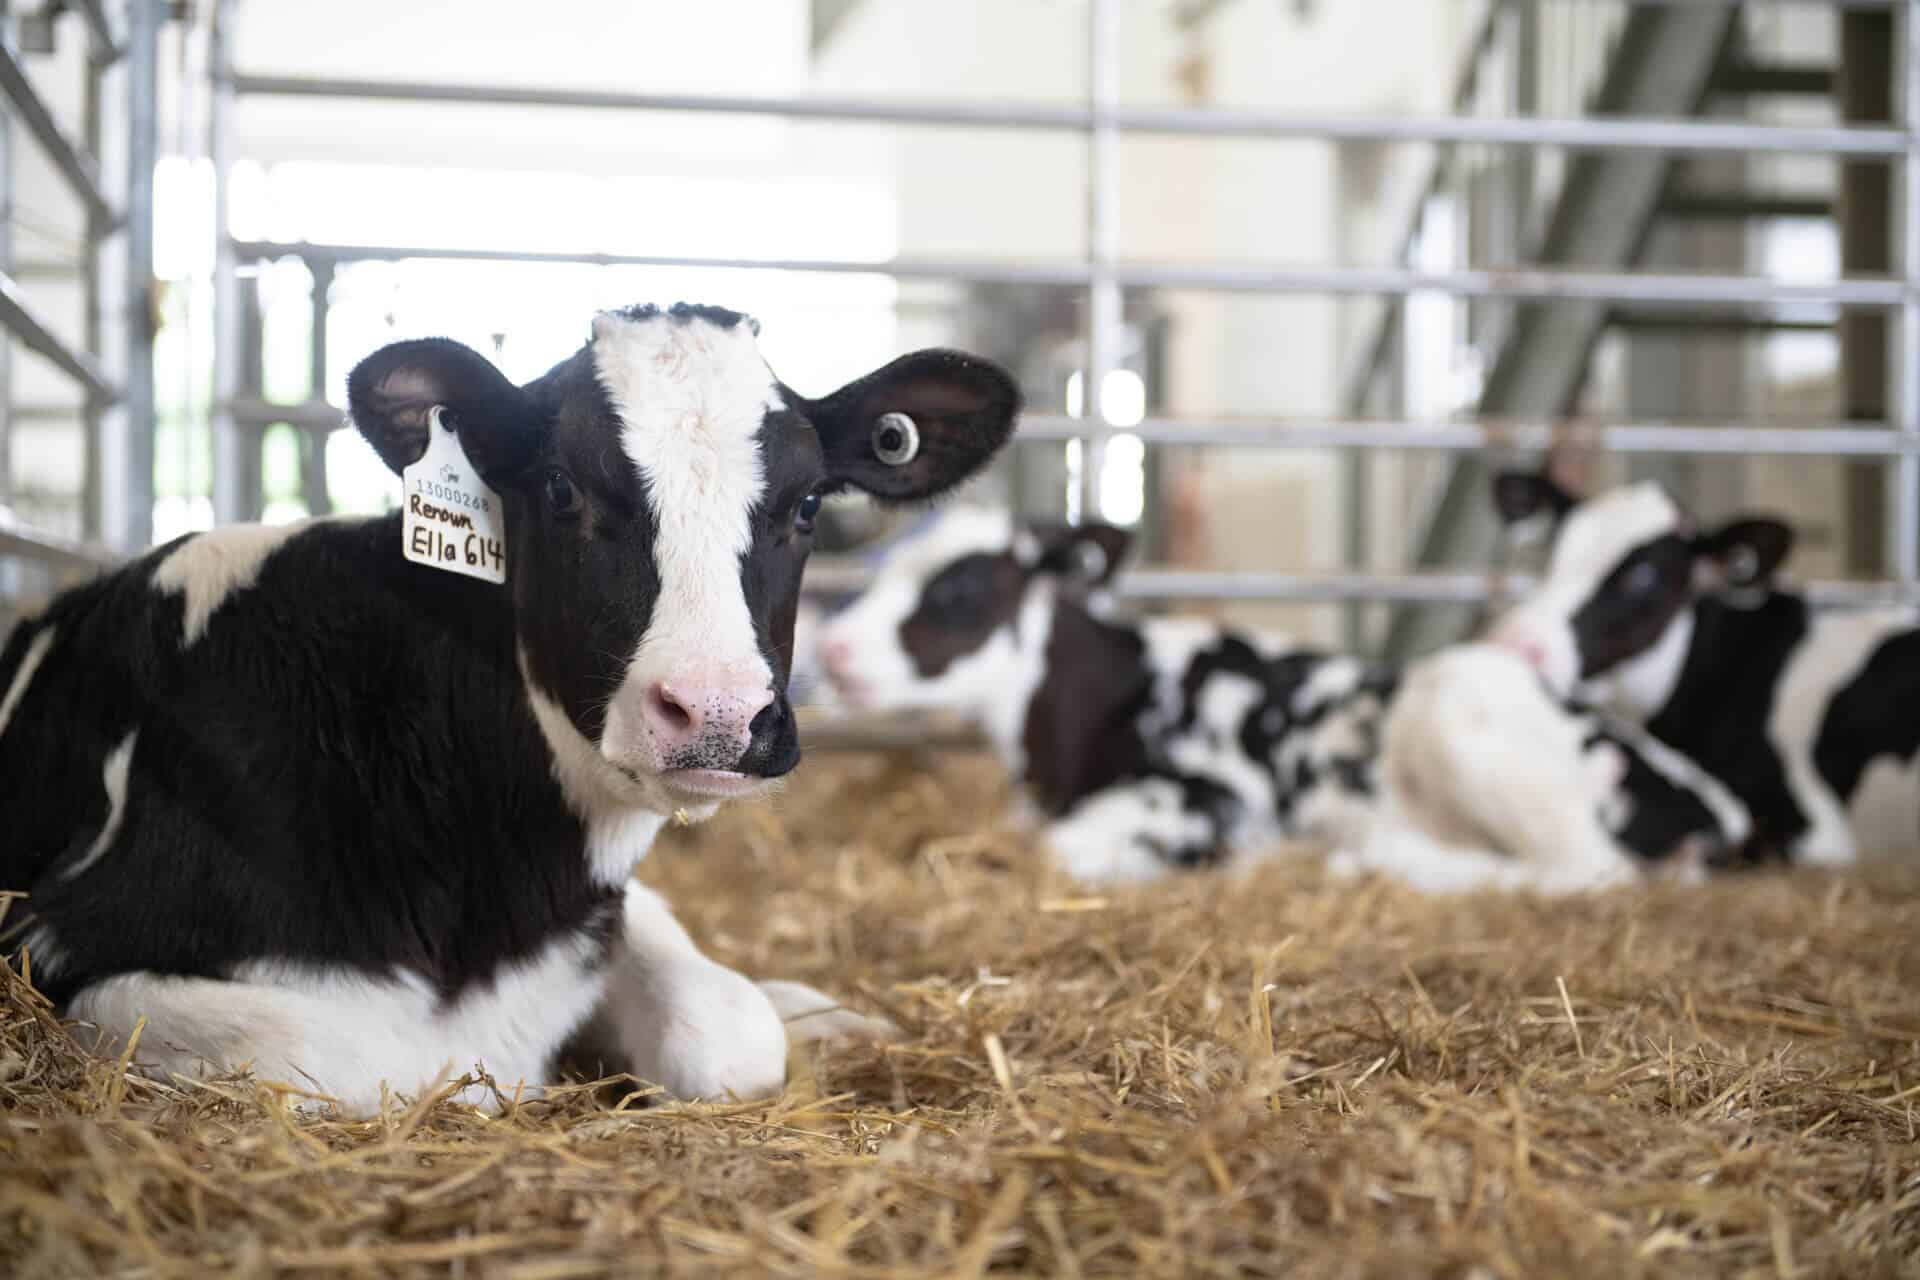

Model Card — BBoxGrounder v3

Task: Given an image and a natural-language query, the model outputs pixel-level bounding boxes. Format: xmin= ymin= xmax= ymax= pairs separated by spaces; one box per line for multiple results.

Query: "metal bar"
xmin=1014 ymin=413 xmax=1919 ymax=455
xmin=0 ymin=508 xmax=115 ymax=574
xmin=236 ymin=398 xmax=1919 ymax=457
xmin=0 ymin=269 xmax=114 ymax=397
xmin=210 ymin=0 xmax=246 ymax=526
xmin=227 ymin=396 xmax=342 ymax=431
xmin=303 ymin=259 xmax=333 ymax=515
xmin=81 ymin=21 xmax=105 ymax=540
xmin=1077 ymin=0 xmax=1119 ymax=524
xmin=1607 ymin=307 xmax=1834 ymax=332
xmin=1661 ymin=192 xmax=1833 ymax=219
xmin=1899 ymin=0 xmax=1920 ymax=583
xmin=0 ymin=31 xmax=114 ymax=225
xmin=224 ymin=72 xmax=1913 ymax=156
xmin=798 ymin=558 xmax=1920 ymax=609
xmin=0 ymin=78 xmax=11 ymax=512
xmin=74 ymin=0 xmax=118 ymax=60
xmin=226 ymin=240 xmax=1910 ymax=308
xmin=1713 ymin=62 xmax=1835 ymax=95
xmin=117 ymin=0 xmax=157 ymax=549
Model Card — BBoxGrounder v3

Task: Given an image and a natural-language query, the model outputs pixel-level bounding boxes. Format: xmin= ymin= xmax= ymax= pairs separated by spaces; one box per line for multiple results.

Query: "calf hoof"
xmin=757 ymin=979 xmax=899 ymax=1045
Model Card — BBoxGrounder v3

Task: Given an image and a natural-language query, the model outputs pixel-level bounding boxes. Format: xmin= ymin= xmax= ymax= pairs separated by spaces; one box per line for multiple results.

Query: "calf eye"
xmin=544 ymin=470 xmax=581 ymax=516
xmin=1622 ymin=561 xmax=1660 ymax=596
xmin=795 ymin=490 xmax=824 ymax=534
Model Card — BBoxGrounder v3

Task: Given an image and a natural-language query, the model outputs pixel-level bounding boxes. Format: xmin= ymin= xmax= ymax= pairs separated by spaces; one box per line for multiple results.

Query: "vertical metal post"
xmin=117 ymin=0 xmax=159 ymax=549
xmin=303 ymin=257 xmax=333 ymax=516
xmin=81 ymin=13 xmax=104 ymax=539
xmin=1078 ymin=0 xmax=1120 ymax=525
xmin=1901 ymin=0 xmax=1920 ymax=584
xmin=209 ymin=0 xmax=245 ymax=526
xmin=0 ymin=2 xmax=12 ymax=512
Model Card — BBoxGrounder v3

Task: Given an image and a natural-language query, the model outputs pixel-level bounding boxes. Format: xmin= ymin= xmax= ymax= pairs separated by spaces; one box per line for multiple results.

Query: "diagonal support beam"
xmin=1383 ymin=5 xmax=1739 ymax=660
xmin=0 ymin=32 xmax=115 ymax=225
xmin=0 ymin=269 xmax=116 ymax=400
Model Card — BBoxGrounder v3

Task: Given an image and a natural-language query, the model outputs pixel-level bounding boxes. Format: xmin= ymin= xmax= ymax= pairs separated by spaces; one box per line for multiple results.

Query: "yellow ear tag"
xmin=672 ymin=808 xmax=692 ymax=827
xmin=402 ymin=406 xmax=507 ymax=584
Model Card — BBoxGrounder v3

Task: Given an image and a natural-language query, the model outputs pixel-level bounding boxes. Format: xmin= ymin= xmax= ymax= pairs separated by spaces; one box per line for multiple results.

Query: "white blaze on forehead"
xmin=1542 ymin=483 xmax=1684 ymax=607
xmin=592 ymin=310 xmax=781 ymax=684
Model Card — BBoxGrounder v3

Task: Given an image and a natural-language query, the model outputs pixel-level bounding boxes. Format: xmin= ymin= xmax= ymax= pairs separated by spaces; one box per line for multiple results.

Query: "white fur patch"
xmin=1045 ymin=778 xmax=1219 ymax=885
xmin=518 ymin=665 xmax=673 ymax=882
xmin=152 ymin=520 xmax=317 ymax=646
xmin=60 ymin=730 xmax=138 ymax=882
xmin=591 ymin=310 xmax=781 ymax=770
xmin=70 ymin=930 xmax=608 ymax=1116
xmin=1376 ymin=645 xmax=1638 ymax=889
xmin=0 ymin=625 xmax=56 ymax=741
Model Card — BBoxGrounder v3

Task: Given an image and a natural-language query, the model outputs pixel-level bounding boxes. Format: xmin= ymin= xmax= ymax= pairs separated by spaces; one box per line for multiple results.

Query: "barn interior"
xmin=2 ymin=0 xmax=1918 ymax=1274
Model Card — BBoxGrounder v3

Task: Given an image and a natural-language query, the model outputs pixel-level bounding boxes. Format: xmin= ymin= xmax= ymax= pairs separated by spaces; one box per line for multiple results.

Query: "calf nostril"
xmin=747 ymin=699 xmax=784 ymax=740
xmin=648 ymin=682 xmax=698 ymax=736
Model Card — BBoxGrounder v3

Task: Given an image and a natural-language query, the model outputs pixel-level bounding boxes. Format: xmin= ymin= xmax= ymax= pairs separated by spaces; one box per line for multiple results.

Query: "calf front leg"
xmin=585 ymin=883 xmax=893 ymax=1102
xmin=1044 ymin=774 xmax=1239 ymax=885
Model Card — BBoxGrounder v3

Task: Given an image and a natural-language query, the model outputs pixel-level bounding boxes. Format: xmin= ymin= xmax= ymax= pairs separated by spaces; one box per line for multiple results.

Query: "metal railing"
xmin=0 ymin=0 xmax=158 ymax=571
xmin=209 ymin=0 xmax=1920 ymax=615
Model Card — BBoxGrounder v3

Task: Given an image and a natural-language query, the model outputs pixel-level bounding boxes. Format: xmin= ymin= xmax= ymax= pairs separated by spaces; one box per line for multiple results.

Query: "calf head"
xmin=1485 ymin=470 xmax=1793 ymax=712
xmin=348 ymin=303 xmax=1018 ymax=815
xmin=816 ymin=509 xmax=1131 ymax=715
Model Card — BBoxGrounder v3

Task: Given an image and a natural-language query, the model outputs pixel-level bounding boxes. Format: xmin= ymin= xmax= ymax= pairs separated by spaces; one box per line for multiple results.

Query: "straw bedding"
xmin=3 ymin=750 xmax=1918 ymax=1277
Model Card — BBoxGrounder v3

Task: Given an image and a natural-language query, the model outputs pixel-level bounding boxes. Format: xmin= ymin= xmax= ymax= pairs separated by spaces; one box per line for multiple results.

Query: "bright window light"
xmin=1065 ymin=368 xmax=1147 ymax=426
xmin=1097 ymin=432 xmax=1145 ymax=526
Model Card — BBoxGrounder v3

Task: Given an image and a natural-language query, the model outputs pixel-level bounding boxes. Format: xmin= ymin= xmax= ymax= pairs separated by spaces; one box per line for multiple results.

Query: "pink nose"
xmin=640 ymin=680 xmax=773 ymax=761
xmin=819 ymin=636 xmax=854 ymax=680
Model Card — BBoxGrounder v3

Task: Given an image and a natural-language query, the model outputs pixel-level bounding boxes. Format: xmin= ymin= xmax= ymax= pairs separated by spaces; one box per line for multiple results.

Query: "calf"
xmin=816 ymin=508 xmax=1748 ymax=890
xmin=0 ymin=303 xmax=1017 ymax=1112
xmin=1488 ymin=471 xmax=1920 ymax=864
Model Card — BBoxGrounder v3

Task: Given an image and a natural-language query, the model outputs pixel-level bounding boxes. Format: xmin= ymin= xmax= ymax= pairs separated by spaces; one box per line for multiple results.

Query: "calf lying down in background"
xmin=0 ymin=304 xmax=1018 ymax=1114
xmin=1489 ymin=469 xmax=1920 ymax=867
xmin=817 ymin=508 xmax=1749 ymax=893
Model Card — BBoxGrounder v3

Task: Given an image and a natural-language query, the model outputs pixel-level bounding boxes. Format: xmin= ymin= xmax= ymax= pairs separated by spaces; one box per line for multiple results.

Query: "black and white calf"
xmin=816 ymin=508 xmax=1749 ymax=891
xmin=0 ymin=303 xmax=1017 ymax=1113
xmin=1489 ymin=471 xmax=1920 ymax=865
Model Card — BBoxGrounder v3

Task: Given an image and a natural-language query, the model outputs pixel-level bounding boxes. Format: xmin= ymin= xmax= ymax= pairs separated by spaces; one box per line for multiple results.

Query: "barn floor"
xmin=3 ymin=752 xmax=1919 ymax=1277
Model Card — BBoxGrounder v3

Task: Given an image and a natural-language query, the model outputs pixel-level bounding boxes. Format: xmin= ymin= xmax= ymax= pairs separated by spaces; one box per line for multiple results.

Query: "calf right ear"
xmin=1026 ymin=522 xmax=1133 ymax=587
xmin=1695 ymin=516 xmax=1794 ymax=589
xmin=347 ymin=338 xmax=540 ymax=481
xmin=1492 ymin=469 xmax=1576 ymax=525
xmin=808 ymin=350 xmax=1021 ymax=503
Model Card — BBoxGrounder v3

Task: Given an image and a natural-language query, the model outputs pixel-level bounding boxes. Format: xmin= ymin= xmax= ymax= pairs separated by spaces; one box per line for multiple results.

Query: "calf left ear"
xmin=347 ymin=337 xmax=542 ymax=481
xmin=808 ymin=350 xmax=1020 ymax=502
xmin=1694 ymin=517 xmax=1794 ymax=589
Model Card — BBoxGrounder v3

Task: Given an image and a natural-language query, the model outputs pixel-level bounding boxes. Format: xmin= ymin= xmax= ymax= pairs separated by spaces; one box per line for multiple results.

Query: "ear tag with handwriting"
xmin=402 ymin=406 xmax=507 ymax=584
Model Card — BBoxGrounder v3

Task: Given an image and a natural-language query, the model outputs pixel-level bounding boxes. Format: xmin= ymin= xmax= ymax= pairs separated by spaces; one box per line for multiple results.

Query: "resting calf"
xmin=0 ymin=303 xmax=1017 ymax=1112
xmin=1489 ymin=471 xmax=1920 ymax=864
xmin=817 ymin=508 xmax=1746 ymax=890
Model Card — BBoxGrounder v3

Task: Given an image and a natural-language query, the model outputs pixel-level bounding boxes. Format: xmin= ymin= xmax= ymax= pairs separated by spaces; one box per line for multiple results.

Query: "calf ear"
xmin=1026 ymin=522 xmax=1133 ymax=587
xmin=346 ymin=337 xmax=540 ymax=480
xmin=1695 ymin=517 xmax=1794 ymax=589
xmin=1492 ymin=469 xmax=1576 ymax=524
xmin=808 ymin=350 xmax=1020 ymax=502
